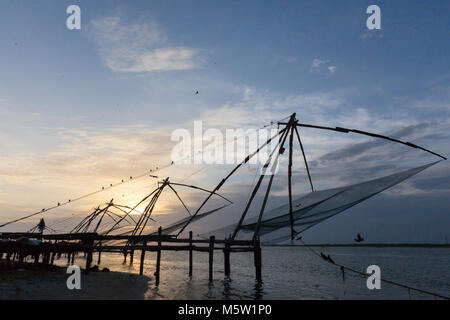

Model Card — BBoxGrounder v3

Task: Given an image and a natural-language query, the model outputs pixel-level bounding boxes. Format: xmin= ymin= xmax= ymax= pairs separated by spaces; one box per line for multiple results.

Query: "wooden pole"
xmin=50 ymin=241 xmax=56 ymax=265
xmin=177 ymin=128 xmax=288 ymax=238
xmin=97 ymin=242 xmax=102 ymax=265
xmin=130 ymin=249 xmax=134 ymax=265
xmin=287 ymin=121 xmax=295 ymax=241
xmin=85 ymin=240 xmax=93 ymax=274
xmin=139 ymin=240 xmax=147 ymax=276
xmin=254 ymin=237 xmax=262 ymax=282
xmin=188 ymin=231 xmax=193 ymax=277
xmin=224 ymin=240 xmax=231 ymax=277
xmin=18 ymin=252 xmax=24 ymax=267
xmin=253 ymin=119 xmax=291 ymax=241
xmin=209 ymin=235 xmax=215 ymax=282
xmin=155 ymin=227 xmax=162 ymax=286
xmin=293 ymin=125 xmax=314 ymax=192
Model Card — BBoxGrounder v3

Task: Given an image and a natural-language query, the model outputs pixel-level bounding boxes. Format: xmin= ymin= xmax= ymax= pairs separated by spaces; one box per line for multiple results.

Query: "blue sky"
xmin=0 ymin=1 xmax=448 ymax=243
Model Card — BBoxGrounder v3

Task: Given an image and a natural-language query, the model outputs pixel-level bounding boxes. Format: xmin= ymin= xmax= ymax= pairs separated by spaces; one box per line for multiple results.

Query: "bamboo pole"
xmin=287 ymin=120 xmax=295 ymax=241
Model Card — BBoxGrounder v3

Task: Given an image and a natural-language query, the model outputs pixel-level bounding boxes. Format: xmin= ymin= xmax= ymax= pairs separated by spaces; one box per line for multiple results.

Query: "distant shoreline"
xmin=264 ymin=243 xmax=450 ymax=248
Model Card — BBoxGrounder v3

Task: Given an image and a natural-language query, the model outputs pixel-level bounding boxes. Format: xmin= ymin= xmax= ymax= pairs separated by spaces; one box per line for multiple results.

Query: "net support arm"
xmin=289 ymin=123 xmax=447 ymax=160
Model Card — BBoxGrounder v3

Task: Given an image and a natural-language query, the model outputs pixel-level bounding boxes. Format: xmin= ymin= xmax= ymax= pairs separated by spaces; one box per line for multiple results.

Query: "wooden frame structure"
xmin=0 ymin=231 xmax=262 ymax=283
xmin=0 ymin=112 xmax=446 ymax=285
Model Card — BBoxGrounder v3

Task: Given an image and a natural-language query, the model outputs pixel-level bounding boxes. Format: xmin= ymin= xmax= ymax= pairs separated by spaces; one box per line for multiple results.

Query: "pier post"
xmin=97 ymin=242 xmax=102 ymax=265
xmin=254 ymin=237 xmax=262 ymax=282
xmin=139 ymin=240 xmax=147 ymax=276
xmin=43 ymin=252 xmax=50 ymax=265
xmin=155 ymin=227 xmax=162 ymax=286
xmin=130 ymin=250 xmax=134 ymax=265
xmin=224 ymin=240 xmax=231 ymax=277
xmin=71 ymin=252 xmax=75 ymax=264
xmin=50 ymin=241 xmax=56 ymax=265
xmin=85 ymin=239 xmax=94 ymax=274
xmin=189 ymin=231 xmax=193 ymax=277
xmin=209 ymin=236 xmax=215 ymax=282
xmin=18 ymin=252 xmax=24 ymax=267
xmin=85 ymin=251 xmax=92 ymax=274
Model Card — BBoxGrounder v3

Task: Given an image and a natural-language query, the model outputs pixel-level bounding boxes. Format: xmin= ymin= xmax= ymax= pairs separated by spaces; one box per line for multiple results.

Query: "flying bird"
xmin=195 ymin=91 xmax=199 ymax=95
xmin=355 ymin=233 xmax=364 ymax=242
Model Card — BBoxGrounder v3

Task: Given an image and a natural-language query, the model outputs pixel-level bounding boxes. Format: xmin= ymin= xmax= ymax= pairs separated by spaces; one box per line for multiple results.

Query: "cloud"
xmin=310 ymin=58 xmax=337 ymax=76
xmin=327 ymin=66 xmax=337 ymax=75
xmin=312 ymin=58 xmax=329 ymax=68
xmin=1 ymin=84 xmax=449 ymax=233
xmin=88 ymin=12 xmax=200 ymax=72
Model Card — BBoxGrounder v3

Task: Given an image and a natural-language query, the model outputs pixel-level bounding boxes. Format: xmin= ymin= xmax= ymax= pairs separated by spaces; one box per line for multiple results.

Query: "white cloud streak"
xmin=88 ymin=13 xmax=200 ymax=72
xmin=310 ymin=58 xmax=337 ymax=76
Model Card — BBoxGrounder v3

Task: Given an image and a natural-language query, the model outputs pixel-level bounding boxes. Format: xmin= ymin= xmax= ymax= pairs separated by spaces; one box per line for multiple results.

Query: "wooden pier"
xmin=0 ymin=231 xmax=262 ymax=283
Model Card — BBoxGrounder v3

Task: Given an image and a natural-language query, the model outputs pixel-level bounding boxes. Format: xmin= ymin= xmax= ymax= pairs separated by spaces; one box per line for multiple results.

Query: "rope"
xmin=297 ymin=239 xmax=449 ymax=300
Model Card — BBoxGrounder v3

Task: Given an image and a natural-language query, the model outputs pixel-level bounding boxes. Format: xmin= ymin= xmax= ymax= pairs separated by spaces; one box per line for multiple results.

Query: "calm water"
xmin=61 ymin=246 xmax=450 ymax=300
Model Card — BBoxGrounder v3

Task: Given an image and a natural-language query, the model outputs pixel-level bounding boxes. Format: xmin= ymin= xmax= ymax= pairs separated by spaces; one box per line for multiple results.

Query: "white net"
xmin=203 ymin=161 xmax=439 ymax=242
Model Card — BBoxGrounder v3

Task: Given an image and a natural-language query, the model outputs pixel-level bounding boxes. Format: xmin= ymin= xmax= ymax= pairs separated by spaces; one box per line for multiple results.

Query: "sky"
xmin=0 ymin=0 xmax=448 ymax=243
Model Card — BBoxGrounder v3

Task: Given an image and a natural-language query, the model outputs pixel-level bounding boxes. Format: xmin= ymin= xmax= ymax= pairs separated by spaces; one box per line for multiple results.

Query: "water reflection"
xmin=253 ymin=280 xmax=264 ymax=300
xmin=54 ymin=246 xmax=449 ymax=300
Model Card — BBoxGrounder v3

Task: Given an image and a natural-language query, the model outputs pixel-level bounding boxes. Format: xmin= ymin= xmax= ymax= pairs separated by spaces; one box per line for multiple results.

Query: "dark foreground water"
xmin=61 ymin=246 xmax=449 ymax=300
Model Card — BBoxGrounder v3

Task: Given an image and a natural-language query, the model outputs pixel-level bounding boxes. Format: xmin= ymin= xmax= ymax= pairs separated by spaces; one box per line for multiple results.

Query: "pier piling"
xmin=155 ymin=227 xmax=162 ymax=286
xmin=209 ymin=236 xmax=215 ymax=282
xmin=1 ymin=232 xmax=262 ymax=283
xmin=97 ymin=242 xmax=102 ymax=265
xmin=189 ymin=231 xmax=193 ymax=277
xmin=139 ymin=240 xmax=147 ymax=276
xmin=254 ymin=238 xmax=262 ymax=282
xmin=224 ymin=241 xmax=231 ymax=277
